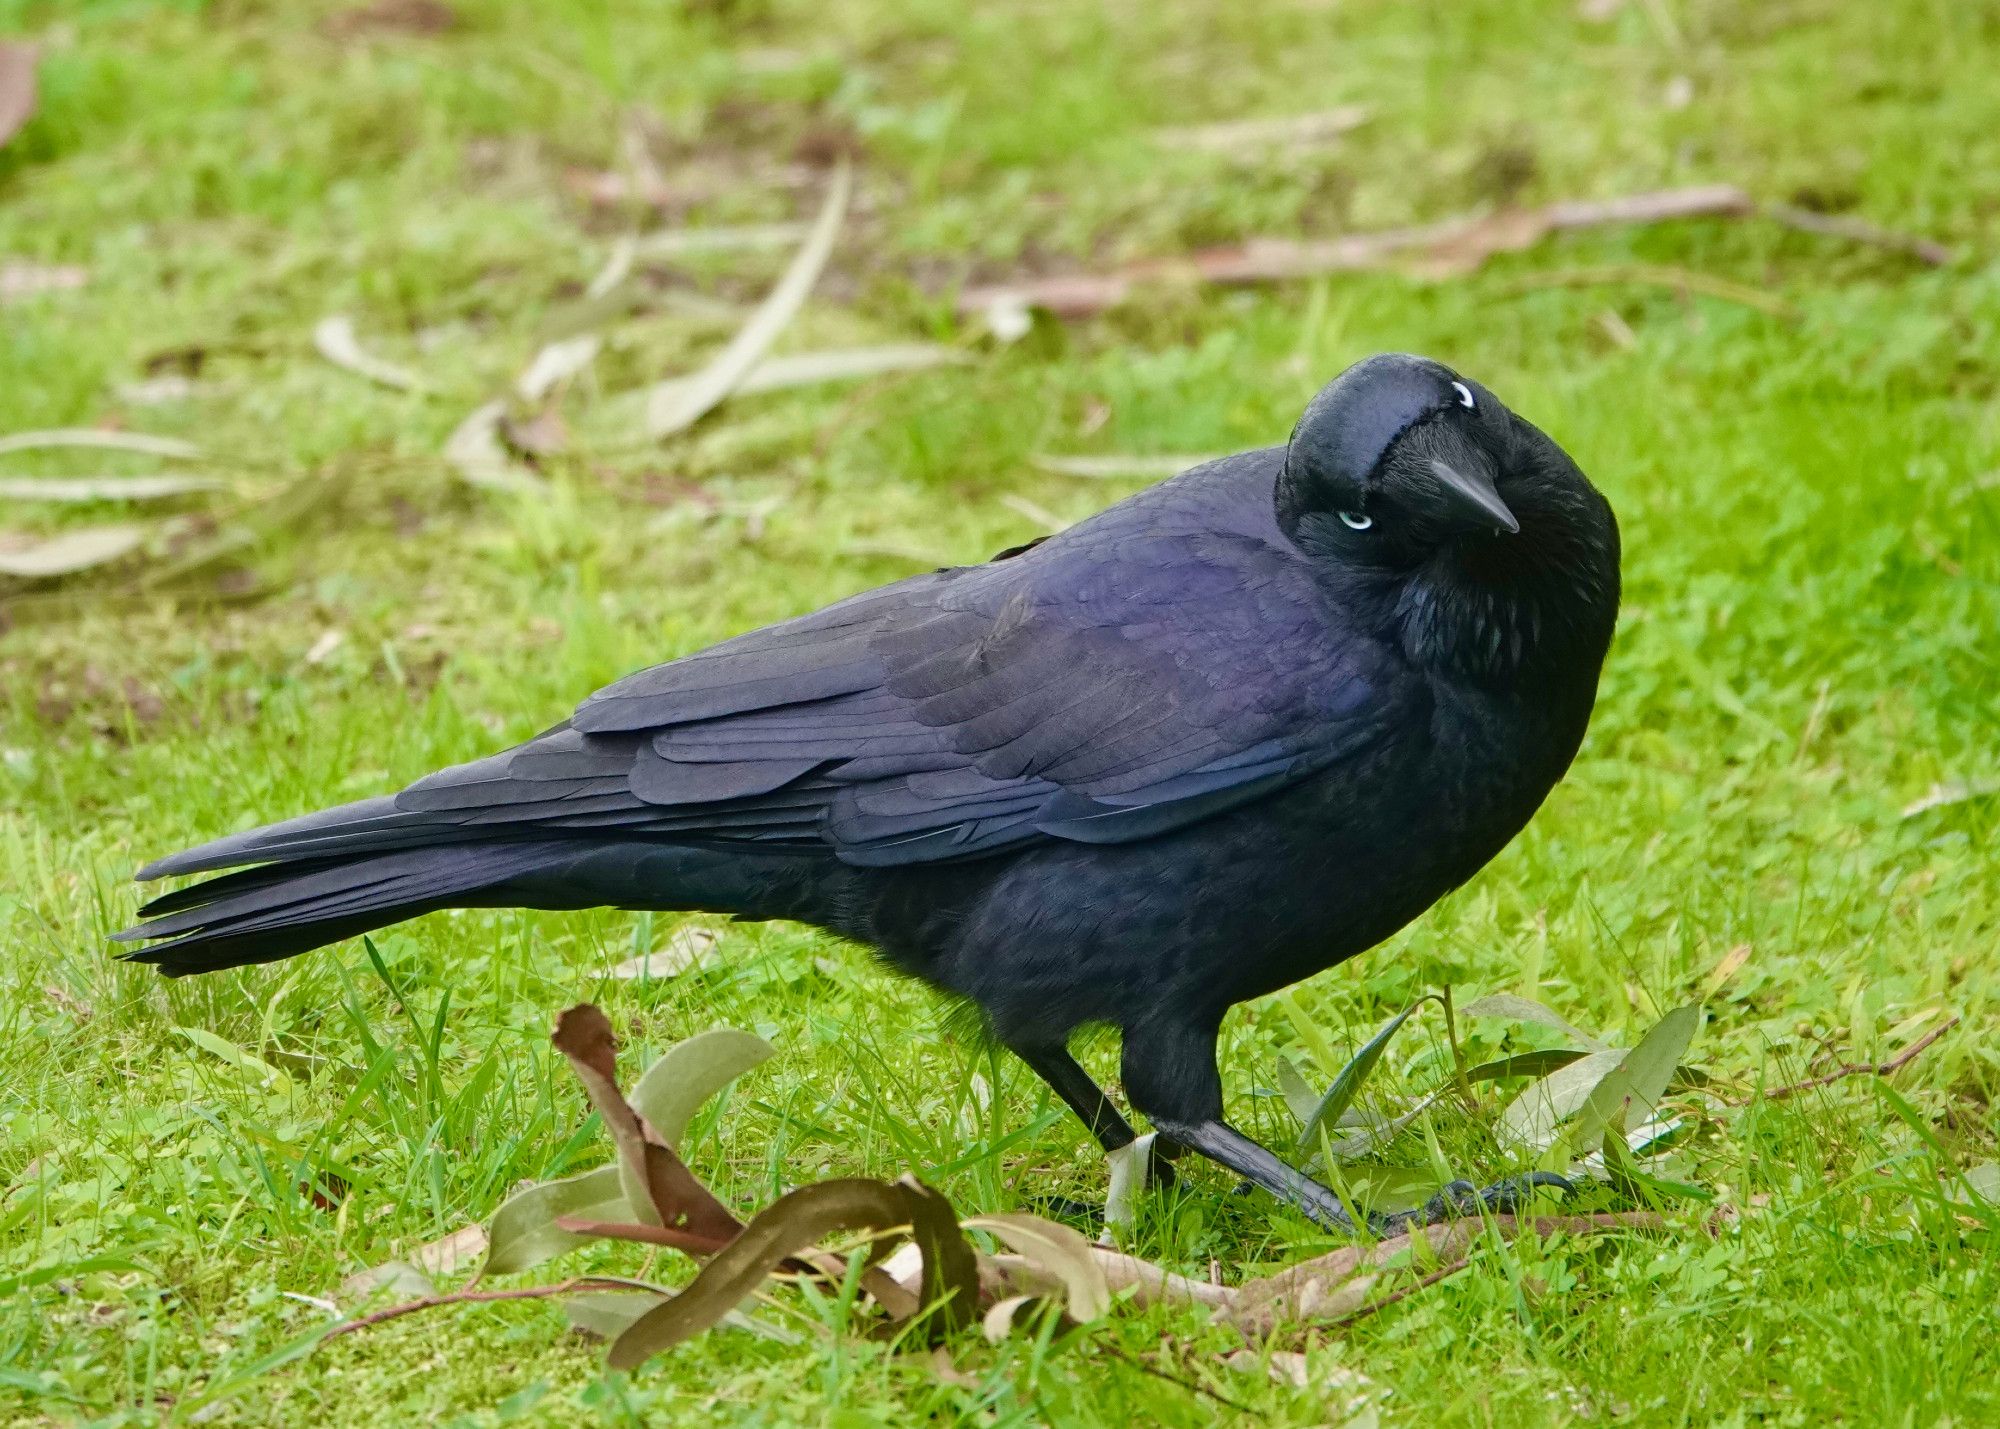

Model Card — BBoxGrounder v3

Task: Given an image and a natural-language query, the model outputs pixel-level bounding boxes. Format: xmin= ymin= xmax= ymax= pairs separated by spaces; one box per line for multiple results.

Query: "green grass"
xmin=4 ymin=0 xmax=1998 ymax=1423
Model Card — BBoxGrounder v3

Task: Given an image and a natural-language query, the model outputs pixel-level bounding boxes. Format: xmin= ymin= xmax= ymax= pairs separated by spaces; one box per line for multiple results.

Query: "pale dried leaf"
xmin=998 ymin=493 xmax=1064 ymax=533
xmin=517 ymin=334 xmax=602 ymax=402
xmin=411 ymin=1223 xmax=487 ymax=1277
xmin=116 ymin=376 xmax=204 ymax=406
xmin=0 ymin=261 xmax=86 ymax=303
xmin=631 ymin=223 xmax=809 ymax=259
xmin=636 ymin=344 xmax=964 ymax=422
xmin=1154 ymin=104 xmax=1370 ymax=154
xmin=962 ymin=1214 xmax=1111 ymax=1321
xmin=313 ymin=315 xmax=426 ymax=392
xmin=0 ymin=475 xmax=219 ymax=502
xmin=303 ymin=629 xmax=346 ymax=665
xmin=611 ymin=925 xmax=719 ymax=980
xmin=0 ymin=429 xmax=202 ymax=460
xmin=980 ymin=1294 xmax=1047 ymax=1344
xmin=339 ymin=1259 xmax=434 ymax=1303
xmin=444 ymin=400 xmax=543 ymax=491
xmin=0 ymin=523 xmax=146 ymax=578
xmin=1032 ymin=452 xmax=1221 ymax=480
xmin=1902 ymin=780 xmax=1999 ymax=818
xmin=1702 ymin=942 xmax=1753 ymax=996
xmin=645 ymin=160 xmax=851 ymax=438
xmin=0 ymin=42 xmax=35 ymax=149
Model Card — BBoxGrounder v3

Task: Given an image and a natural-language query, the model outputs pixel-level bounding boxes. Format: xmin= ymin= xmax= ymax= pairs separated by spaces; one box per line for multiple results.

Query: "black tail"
xmin=114 ymin=840 xmax=584 ymax=976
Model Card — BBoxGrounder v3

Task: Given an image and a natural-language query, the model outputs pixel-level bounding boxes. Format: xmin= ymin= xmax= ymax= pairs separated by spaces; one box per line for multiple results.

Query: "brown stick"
xmin=1330 ymin=1256 xmax=1471 ymax=1326
xmin=957 ymin=183 xmax=1951 ymax=319
xmin=323 ymin=1276 xmax=637 ymax=1341
xmin=1733 ymin=1016 xmax=1960 ymax=1105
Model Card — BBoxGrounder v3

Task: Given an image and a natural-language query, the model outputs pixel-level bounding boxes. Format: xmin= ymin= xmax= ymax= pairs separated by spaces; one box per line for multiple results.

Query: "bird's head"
xmin=1277 ymin=353 xmax=1620 ymax=678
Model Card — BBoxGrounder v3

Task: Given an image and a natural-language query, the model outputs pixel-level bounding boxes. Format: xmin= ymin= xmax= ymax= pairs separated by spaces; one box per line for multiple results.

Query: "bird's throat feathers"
xmin=1395 ymin=485 xmax=1620 ymax=686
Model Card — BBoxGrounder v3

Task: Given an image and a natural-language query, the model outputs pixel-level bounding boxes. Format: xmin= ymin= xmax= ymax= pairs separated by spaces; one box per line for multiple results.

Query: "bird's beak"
xmin=1429 ymin=458 xmax=1519 ymax=535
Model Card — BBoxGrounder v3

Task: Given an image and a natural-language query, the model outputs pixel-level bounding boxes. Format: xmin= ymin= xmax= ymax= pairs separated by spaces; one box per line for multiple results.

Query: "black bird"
xmin=119 ymin=353 xmax=1620 ymax=1233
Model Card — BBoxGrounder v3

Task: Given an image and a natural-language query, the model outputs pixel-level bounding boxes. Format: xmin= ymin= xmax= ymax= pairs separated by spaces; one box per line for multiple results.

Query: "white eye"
xmin=1452 ymin=381 xmax=1476 ymax=409
xmin=1337 ymin=510 xmax=1373 ymax=531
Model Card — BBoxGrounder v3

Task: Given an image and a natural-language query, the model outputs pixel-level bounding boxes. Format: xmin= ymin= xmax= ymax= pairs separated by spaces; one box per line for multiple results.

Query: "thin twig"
xmin=1761 ymin=203 xmax=1955 ymax=266
xmin=323 ymin=1276 xmax=635 ymax=1341
xmin=1735 ymin=1016 xmax=1960 ymax=1105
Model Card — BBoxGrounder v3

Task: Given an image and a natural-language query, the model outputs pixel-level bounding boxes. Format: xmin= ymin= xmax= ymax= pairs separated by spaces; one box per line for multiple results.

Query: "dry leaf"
xmin=1702 ymin=942 xmax=1753 ymax=997
xmin=0 ymin=429 xmax=202 ymax=460
xmin=1153 ymin=104 xmax=1370 ymax=155
xmin=0 ymin=524 xmax=146 ymax=578
xmin=501 ymin=409 xmax=569 ymax=460
xmin=303 ymin=629 xmax=346 ymax=665
xmin=631 ymin=223 xmax=810 ymax=259
xmin=1901 ymin=780 xmax=1998 ymax=818
xmin=517 ymin=334 xmax=602 ymax=402
xmin=611 ymin=925 xmax=719 ymax=980
xmin=116 ymin=376 xmax=204 ymax=406
xmin=326 ymin=0 xmax=458 ymax=37
xmin=0 ymin=42 xmax=36 ymax=150
xmin=0 ymin=261 xmax=86 ymax=304
xmin=549 ymin=1005 xmax=744 ymax=1246
xmin=0 ymin=475 xmax=219 ymax=502
xmin=313 ymin=315 xmax=426 ymax=392
xmin=635 ymin=344 xmax=964 ymax=424
xmin=645 ymin=160 xmax=851 ymax=438
xmin=340 ymin=1260 xmax=435 ymax=1302
xmin=444 ymin=401 xmax=542 ymax=491
xmin=412 ymin=1223 xmax=488 ymax=1278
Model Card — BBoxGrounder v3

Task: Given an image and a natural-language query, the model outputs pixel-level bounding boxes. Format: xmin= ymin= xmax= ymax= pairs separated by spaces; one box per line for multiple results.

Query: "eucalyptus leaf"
xmin=1463 ymin=1048 xmax=1593 ymax=1082
xmin=964 ymin=1212 xmax=1111 ymax=1322
xmin=1497 ymin=1049 xmax=1627 ymax=1152
xmin=1275 ymin=1055 xmax=1321 ymax=1126
xmin=564 ymin=1291 xmax=671 ymax=1340
xmin=1295 ymin=1002 xmax=1427 ymax=1159
xmin=1563 ymin=1004 xmax=1701 ymax=1163
xmin=0 ymin=475 xmax=220 ymax=502
xmin=607 ymin=1178 xmax=932 ymax=1369
xmin=1459 ymin=993 xmax=1611 ymax=1051
xmin=0 ymin=523 xmax=145 ymax=578
xmin=627 ymin=1027 xmax=774 ymax=1153
xmin=645 ymin=159 xmax=851 ymax=438
xmin=482 ymin=1164 xmax=630 ymax=1276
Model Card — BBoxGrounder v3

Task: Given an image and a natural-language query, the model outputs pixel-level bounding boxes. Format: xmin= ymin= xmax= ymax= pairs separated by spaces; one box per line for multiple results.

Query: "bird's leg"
xmin=1007 ymin=1040 xmax=1176 ymax=1230
xmin=1121 ymin=1019 xmax=1567 ymax=1236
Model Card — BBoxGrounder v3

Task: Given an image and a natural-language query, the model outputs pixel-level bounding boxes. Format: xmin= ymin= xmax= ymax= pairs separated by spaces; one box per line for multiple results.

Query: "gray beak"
xmin=1429 ymin=458 xmax=1519 ymax=535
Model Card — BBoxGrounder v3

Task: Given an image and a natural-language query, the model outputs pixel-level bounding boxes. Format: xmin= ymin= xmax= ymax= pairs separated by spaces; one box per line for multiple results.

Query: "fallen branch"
xmin=1734 ymin=1016 xmax=1960 ymax=1105
xmin=1229 ymin=1211 xmax=1666 ymax=1335
xmin=957 ymin=182 xmax=1951 ymax=320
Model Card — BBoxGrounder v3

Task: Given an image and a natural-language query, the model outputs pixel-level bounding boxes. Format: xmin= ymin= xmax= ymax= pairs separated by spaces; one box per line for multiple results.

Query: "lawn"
xmin=3 ymin=0 xmax=1997 ymax=1424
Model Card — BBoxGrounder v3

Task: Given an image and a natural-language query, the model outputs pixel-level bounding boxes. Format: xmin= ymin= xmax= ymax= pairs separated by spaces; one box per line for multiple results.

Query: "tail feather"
xmin=134 ymin=796 xmax=452 ymax=880
xmin=118 ymin=842 xmax=575 ymax=976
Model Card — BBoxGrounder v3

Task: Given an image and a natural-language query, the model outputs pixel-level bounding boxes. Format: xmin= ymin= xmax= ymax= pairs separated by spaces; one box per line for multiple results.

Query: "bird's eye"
xmin=1451 ymin=381 xmax=1475 ymax=410
xmin=1337 ymin=510 xmax=1373 ymax=531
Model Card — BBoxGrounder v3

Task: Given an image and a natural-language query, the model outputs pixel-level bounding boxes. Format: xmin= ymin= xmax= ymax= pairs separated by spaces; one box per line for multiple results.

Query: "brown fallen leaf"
xmin=325 ymin=0 xmax=458 ymax=38
xmin=1 ymin=261 xmax=86 ymax=304
xmin=313 ymin=315 xmax=428 ymax=393
xmin=0 ymin=42 xmax=35 ymax=150
xmin=549 ymin=1005 xmax=744 ymax=1246
xmin=412 ymin=1223 xmax=489 ymax=1278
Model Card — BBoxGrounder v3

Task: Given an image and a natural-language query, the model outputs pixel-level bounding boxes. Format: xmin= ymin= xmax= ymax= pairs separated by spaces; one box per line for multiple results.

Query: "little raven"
xmin=120 ymin=353 xmax=1621 ymax=1233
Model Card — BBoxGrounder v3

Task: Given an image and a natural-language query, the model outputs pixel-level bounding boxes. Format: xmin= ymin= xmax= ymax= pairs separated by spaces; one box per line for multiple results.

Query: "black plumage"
xmin=118 ymin=353 xmax=1620 ymax=1231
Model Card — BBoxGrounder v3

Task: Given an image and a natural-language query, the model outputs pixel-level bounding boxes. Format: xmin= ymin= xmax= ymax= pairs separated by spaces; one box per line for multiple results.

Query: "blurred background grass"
xmin=2 ymin=0 xmax=1997 ymax=1424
